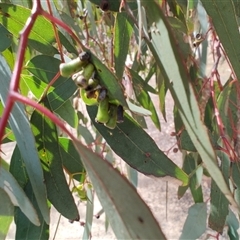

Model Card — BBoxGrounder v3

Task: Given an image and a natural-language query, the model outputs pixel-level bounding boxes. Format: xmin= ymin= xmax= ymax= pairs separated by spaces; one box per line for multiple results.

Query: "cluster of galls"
xmin=59 ymin=52 xmax=124 ymax=129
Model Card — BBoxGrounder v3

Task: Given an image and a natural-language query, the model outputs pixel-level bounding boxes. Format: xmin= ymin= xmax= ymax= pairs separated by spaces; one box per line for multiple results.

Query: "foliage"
xmin=0 ymin=0 xmax=240 ymax=239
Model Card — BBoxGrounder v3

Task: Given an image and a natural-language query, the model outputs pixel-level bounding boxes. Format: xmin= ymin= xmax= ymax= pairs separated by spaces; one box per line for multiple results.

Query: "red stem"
xmin=40 ymin=9 xmax=84 ymax=51
xmin=0 ymin=0 xmax=40 ymax=141
xmin=11 ymin=91 xmax=77 ymax=141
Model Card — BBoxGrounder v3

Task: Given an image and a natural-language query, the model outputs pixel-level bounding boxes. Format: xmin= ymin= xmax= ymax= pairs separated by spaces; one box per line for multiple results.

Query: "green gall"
xmin=59 ymin=57 xmax=88 ymax=77
xmin=96 ymin=97 xmax=110 ymax=124
xmin=105 ymin=104 xmax=118 ymax=129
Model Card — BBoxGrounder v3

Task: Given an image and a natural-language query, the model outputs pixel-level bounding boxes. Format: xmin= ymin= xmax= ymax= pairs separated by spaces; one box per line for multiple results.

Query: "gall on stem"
xmin=0 ymin=0 xmax=83 ymax=142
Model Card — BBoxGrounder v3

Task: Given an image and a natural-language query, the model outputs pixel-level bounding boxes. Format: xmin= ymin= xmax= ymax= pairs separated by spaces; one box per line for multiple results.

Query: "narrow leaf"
xmin=0 ymin=55 xmax=49 ymax=224
xmin=89 ymin=52 xmax=127 ymax=107
xmin=0 ymin=24 xmax=13 ymax=51
xmin=0 ymin=189 xmax=13 ymax=239
xmin=142 ymin=2 xmax=237 ymax=208
xmin=180 ymin=203 xmax=207 ymax=239
xmin=26 ymin=55 xmax=77 ymax=110
xmin=114 ymin=12 xmax=133 ymax=79
xmin=31 ymin=97 xmax=79 ymax=221
xmin=14 ymin=182 xmax=49 ymax=239
xmin=201 ymin=1 xmax=240 ymax=81
xmin=129 ymin=68 xmax=161 ymax=129
xmin=226 ymin=209 xmax=239 ymax=240
xmin=73 ymin=139 xmax=166 ymax=239
xmin=182 ymin=153 xmax=203 ymax=203
xmin=59 ymin=137 xmax=85 ymax=182
xmin=54 ymin=99 xmax=78 ymax=128
xmin=10 ymin=145 xmax=49 ymax=238
xmin=83 ymin=188 xmax=94 ymax=240
xmin=0 ymin=3 xmax=77 ymax=55
xmin=0 ymin=167 xmax=39 ymax=226
xmin=208 ymin=151 xmax=229 ymax=233
xmin=87 ymin=106 xmax=189 ymax=186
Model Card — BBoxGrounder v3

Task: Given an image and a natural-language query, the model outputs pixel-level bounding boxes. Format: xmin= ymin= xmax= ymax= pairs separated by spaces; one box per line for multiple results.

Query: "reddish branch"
xmin=0 ymin=0 xmax=84 ymax=143
xmin=209 ymin=39 xmax=237 ymax=161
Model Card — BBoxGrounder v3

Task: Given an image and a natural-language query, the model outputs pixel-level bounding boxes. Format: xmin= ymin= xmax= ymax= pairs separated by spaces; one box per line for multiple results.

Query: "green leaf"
xmin=231 ymin=161 xmax=240 ymax=207
xmin=83 ymin=188 xmax=94 ymax=240
xmin=208 ymin=151 xmax=229 ymax=233
xmin=26 ymin=55 xmax=77 ymax=109
xmin=226 ymin=209 xmax=239 ymax=240
xmin=181 ymin=153 xmax=203 ymax=203
xmin=89 ymin=52 xmax=127 ymax=107
xmin=180 ymin=203 xmax=207 ymax=239
xmin=59 ymin=11 xmax=84 ymax=40
xmin=142 ymin=1 xmax=237 ymax=208
xmin=200 ymin=1 xmax=240 ymax=81
xmin=0 ymin=3 xmax=77 ymax=55
xmin=129 ymin=68 xmax=161 ymax=130
xmin=0 ymin=24 xmax=13 ymax=51
xmin=218 ymin=80 xmax=238 ymax=138
xmin=55 ymin=99 xmax=78 ymax=128
xmin=0 ymin=189 xmax=13 ymax=239
xmin=10 ymin=145 xmax=49 ymax=238
xmin=0 ymin=166 xmax=39 ymax=226
xmin=114 ymin=12 xmax=133 ymax=79
xmin=14 ymin=182 xmax=49 ymax=240
xmin=78 ymin=124 xmax=95 ymax=145
xmin=72 ymin=139 xmax=166 ymax=239
xmin=0 ymin=54 xmax=49 ymax=224
xmin=156 ymin=67 xmax=167 ymax=121
xmin=30 ymin=97 xmax=79 ymax=221
xmin=0 ymin=3 xmax=57 ymax=55
xmin=59 ymin=137 xmax=85 ymax=182
xmin=87 ymin=106 xmax=189 ymax=185
xmin=126 ymin=99 xmax=152 ymax=116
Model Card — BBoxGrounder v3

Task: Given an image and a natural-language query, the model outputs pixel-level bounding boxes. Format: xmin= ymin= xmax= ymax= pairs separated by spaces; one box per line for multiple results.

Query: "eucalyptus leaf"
xmin=114 ymin=12 xmax=133 ymax=79
xmin=142 ymin=1 xmax=238 ymax=208
xmin=0 ymin=3 xmax=77 ymax=55
xmin=180 ymin=203 xmax=207 ymax=239
xmin=0 ymin=189 xmax=13 ymax=239
xmin=0 ymin=24 xmax=13 ymax=51
xmin=73 ymin=138 xmax=166 ymax=239
xmin=31 ymin=98 xmax=79 ymax=221
xmin=0 ymin=54 xmax=49 ymax=224
xmin=0 ymin=167 xmax=39 ymax=226
xmin=87 ymin=105 xmax=189 ymax=185
xmin=201 ymin=0 xmax=240 ymax=81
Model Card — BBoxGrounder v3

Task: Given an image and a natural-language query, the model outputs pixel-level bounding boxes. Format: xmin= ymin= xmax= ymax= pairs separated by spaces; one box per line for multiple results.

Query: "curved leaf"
xmin=26 ymin=55 xmax=77 ymax=110
xmin=87 ymin=106 xmax=189 ymax=186
xmin=226 ymin=209 xmax=239 ymax=240
xmin=0 ymin=189 xmax=13 ymax=239
xmin=89 ymin=52 xmax=127 ymax=107
xmin=30 ymin=97 xmax=79 ymax=221
xmin=14 ymin=182 xmax=49 ymax=239
xmin=73 ymin=138 xmax=166 ymax=239
xmin=180 ymin=203 xmax=207 ymax=239
xmin=201 ymin=1 xmax=240 ymax=81
xmin=0 ymin=3 xmax=77 ymax=55
xmin=114 ymin=12 xmax=133 ymax=79
xmin=59 ymin=137 xmax=85 ymax=182
xmin=10 ymin=145 xmax=49 ymax=238
xmin=129 ymin=68 xmax=161 ymax=129
xmin=0 ymin=54 xmax=49 ymax=224
xmin=142 ymin=1 xmax=238 ymax=208
xmin=0 ymin=23 xmax=13 ymax=51
xmin=0 ymin=167 xmax=39 ymax=226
